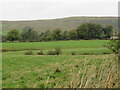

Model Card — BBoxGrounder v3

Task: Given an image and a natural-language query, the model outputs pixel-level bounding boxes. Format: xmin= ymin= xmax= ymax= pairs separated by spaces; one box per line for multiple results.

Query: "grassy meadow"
xmin=2 ymin=40 xmax=111 ymax=54
xmin=2 ymin=40 xmax=118 ymax=88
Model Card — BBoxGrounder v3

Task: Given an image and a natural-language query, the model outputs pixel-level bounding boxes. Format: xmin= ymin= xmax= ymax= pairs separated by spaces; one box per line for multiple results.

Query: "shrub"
xmin=2 ymin=49 xmax=19 ymax=52
xmin=47 ymin=48 xmax=62 ymax=55
xmin=47 ymin=50 xmax=56 ymax=55
xmin=102 ymin=52 xmax=110 ymax=54
xmin=82 ymin=53 xmax=94 ymax=55
xmin=82 ymin=53 xmax=90 ymax=55
xmin=24 ymin=50 xmax=34 ymax=55
xmin=2 ymin=49 xmax=9 ymax=52
xmin=104 ymin=39 xmax=120 ymax=56
xmin=55 ymin=48 xmax=61 ymax=55
xmin=37 ymin=51 xmax=44 ymax=55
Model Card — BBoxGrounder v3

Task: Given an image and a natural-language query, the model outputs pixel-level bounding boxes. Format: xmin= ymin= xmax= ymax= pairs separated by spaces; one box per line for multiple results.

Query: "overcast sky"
xmin=0 ymin=0 xmax=119 ymax=21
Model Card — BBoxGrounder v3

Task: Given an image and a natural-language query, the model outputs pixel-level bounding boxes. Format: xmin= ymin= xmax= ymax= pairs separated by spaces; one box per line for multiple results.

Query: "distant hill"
xmin=1 ymin=17 xmax=118 ymax=34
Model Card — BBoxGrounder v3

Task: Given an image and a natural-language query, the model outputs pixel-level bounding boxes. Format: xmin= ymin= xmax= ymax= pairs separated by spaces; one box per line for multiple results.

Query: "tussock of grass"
xmin=37 ymin=51 xmax=44 ymax=55
xmin=24 ymin=50 xmax=34 ymax=55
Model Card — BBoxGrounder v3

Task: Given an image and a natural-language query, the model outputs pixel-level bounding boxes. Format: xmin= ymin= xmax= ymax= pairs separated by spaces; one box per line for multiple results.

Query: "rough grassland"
xmin=2 ymin=17 xmax=118 ymax=32
xmin=2 ymin=40 xmax=118 ymax=88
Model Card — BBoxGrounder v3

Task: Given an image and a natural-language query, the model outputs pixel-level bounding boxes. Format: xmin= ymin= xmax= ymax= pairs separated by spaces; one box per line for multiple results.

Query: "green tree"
xmin=39 ymin=32 xmax=45 ymax=41
xmin=69 ymin=29 xmax=78 ymax=40
xmin=44 ymin=30 xmax=52 ymax=41
xmin=76 ymin=23 xmax=103 ymax=39
xmin=21 ymin=27 xmax=38 ymax=41
xmin=103 ymin=25 xmax=113 ymax=39
xmin=2 ymin=35 xmax=7 ymax=42
xmin=6 ymin=30 xmax=20 ymax=41
xmin=52 ymin=28 xmax=62 ymax=40
xmin=62 ymin=30 xmax=69 ymax=40
xmin=39 ymin=30 xmax=52 ymax=41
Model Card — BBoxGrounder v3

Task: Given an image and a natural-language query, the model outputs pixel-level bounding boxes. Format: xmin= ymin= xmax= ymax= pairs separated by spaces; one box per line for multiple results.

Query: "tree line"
xmin=2 ymin=23 xmax=113 ymax=42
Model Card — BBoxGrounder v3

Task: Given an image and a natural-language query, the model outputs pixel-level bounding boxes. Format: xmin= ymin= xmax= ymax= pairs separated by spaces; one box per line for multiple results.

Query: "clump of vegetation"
xmin=105 ymin=38 xmax=120 ymax=56
xmin=37 ymin=76 xmax=43 ymax=81
xmin=102 ymin=52 xmax=110 ymax=54
xmin=2 ymin=49 xmax=9 ymax=52
xmin=20 ymin=80 xmax=26 ymax=88
xmin=2 ymin=49 xmax=17 ymax=52
xmin=39 ymin=83 xmax=45 ymax=88
xmin=71 ymin=51 xmax=76 ymax=55
xmin=80 ymin=53 xmax=94 ymax=55
xmin=24 ymin=50 xmax=34 ymax=55
xmin=6 ymin=29 xmax=20 ymax=42
xmin=82 ymin=53 xmax=90 ymax=55
xmin=37 ymin=51 xmax=44 ymax=55
xmin=47 ymin=48 xmax=62 ymax=55
xmin=54 ymin=48 xmax=61 ymax=55
xmin=49 ymin=75 xmax=56 ymax=79
xmin=54 ymin=68 xmax=61 ymax=73
xmin=75 ymin=65 xmax=79 ymax=67
xmin=2 ymin=23 xmax=113 ymax=42
xmin=47 ymin=51 xmax=57 ymax=55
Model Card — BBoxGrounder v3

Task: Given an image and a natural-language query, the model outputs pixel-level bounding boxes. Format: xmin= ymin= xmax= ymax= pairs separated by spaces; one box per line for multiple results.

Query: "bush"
xmin=2 ymin=49 xmax=19 ymax=52
xmin=104 ymin=39 xmax=120 ymax=56
xmin=2 ymin=49 xmax=9 ymax=52
xmin=82 ymin=53 xmax=90 ymax=55
xmin=47 ymin=48 xmax=62 ymax=55
xmin=102 ymin=52 xmax=110 ymax=54
xmin=47 ymin=50 xmax=56 ymax=55
xmin=55 ymin=48 xmax=61 ymax=55
xmin=82 ymin=53 xmax=94 ymax=55
xmin=24 ymin=50 xmax=34 ymax=55
xmin=37 ymin=51 xmax=44 ymax=55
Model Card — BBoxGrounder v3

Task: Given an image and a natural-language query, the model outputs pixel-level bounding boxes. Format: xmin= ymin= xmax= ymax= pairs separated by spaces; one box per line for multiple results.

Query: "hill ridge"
xmin=2 ymin=16 xmax=119 ymax=34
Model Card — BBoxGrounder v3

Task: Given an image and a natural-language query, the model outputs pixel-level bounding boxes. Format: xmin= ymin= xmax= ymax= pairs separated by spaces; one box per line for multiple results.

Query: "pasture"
xmin=2 ymin=40 xmax=111 ymax=54
xmin=2 ymin=40 xmax=118 ymax=88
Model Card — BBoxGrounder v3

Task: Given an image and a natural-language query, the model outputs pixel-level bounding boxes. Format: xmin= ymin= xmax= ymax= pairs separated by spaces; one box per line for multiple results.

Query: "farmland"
xmin=2 ymin=40 xmax=118 ymax=88
xmin=2 ymin=40 xmax=111 ymax=54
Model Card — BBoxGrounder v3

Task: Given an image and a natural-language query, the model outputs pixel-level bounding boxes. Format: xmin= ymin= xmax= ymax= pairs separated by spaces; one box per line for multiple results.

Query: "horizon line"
xmin=1 ymin=15 xmax=118 ymax=21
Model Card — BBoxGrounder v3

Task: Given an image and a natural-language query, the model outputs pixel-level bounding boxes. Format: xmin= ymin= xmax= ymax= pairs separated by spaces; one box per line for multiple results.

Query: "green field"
xmin=2 ymin=40 xmax=118 ymax=88
xmin=2 ymin=40 xmax=112 ymax=54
